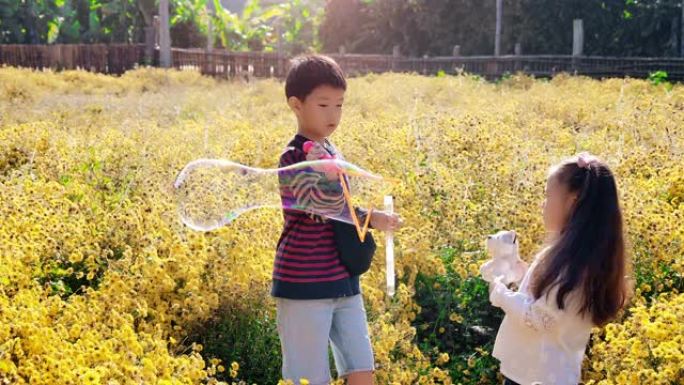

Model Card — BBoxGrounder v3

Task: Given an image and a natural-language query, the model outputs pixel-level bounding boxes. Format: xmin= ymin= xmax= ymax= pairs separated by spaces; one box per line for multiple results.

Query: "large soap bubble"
xmin=173 ymin=158 xmax=394 ymax=235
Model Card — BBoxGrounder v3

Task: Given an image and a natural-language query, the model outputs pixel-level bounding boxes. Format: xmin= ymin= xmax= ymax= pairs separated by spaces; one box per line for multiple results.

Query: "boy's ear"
xmin=287 ymin=96 xmax=303 ymax=117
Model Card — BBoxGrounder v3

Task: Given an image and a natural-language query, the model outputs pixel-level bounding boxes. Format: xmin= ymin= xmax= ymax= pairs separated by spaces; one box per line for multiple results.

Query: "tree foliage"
xmin=320 ymin=0 xmax=684 ymax=56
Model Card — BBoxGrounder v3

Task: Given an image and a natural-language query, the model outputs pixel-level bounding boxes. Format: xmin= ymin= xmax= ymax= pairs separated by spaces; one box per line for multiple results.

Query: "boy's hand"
xmin=370 ymin=211 xmax=403 ymax=232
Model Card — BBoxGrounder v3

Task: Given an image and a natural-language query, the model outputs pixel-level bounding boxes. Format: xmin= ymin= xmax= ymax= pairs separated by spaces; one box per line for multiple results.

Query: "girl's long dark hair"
xmin=531 ymin=156 xmax=630 ymax=326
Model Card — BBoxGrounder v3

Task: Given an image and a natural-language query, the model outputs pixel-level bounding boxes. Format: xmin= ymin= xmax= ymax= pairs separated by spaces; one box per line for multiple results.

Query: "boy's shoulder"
xmin=284 ymin=134 xmax=307 ymax=151
xmin=280 ymin=145 xmax=298 ymax=157
xmin=279 ymin=136 xmax=307 ymax=166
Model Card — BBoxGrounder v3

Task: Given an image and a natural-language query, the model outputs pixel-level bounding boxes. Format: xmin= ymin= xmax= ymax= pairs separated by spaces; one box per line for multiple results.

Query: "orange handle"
xmin=338 ymin=173 xmax=373 ymax=242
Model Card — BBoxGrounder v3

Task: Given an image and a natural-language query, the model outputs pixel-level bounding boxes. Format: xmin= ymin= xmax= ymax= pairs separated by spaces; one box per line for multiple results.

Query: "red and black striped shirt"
xmin=271 ymin=134 xmax=360 ymax=299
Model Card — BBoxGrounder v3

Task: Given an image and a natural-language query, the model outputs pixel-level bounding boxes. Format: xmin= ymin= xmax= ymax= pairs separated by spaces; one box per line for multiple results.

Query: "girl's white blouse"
xmin=490 ymin=255 xmax=595 ymax=385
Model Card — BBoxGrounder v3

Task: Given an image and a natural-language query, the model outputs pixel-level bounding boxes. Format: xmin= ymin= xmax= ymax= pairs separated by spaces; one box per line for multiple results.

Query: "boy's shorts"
xmin=276 ymin=294 xmax=375 ymax=385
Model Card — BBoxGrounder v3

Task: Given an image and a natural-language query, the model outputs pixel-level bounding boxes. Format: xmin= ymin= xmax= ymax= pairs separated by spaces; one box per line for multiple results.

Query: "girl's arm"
xmin=489 ymin=276 xmax=570 ymax=333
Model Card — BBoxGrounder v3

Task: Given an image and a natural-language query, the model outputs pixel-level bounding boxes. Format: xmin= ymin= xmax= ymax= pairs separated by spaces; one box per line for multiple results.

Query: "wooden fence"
xmin=172 ymin=48 xmax=684 ymax=81
xmin=2 ymin=44 xmax=684 ymax=81
xmin=0 ymin=44 xmax=146 ymax=74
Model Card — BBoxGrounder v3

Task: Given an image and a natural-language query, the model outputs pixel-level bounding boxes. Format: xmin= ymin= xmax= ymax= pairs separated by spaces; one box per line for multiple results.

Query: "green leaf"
xmin=89 ymin=0 xmax=102 ymax=11
xmin=243 ymin=0 xmax=261 ymax=19
xmin=47 ymin=19 xmax=60 ymax=43
xmin=89 ymin=10 xmax=101 ymax=32
xmin=255 ymin=7 xmax=284 ymax=23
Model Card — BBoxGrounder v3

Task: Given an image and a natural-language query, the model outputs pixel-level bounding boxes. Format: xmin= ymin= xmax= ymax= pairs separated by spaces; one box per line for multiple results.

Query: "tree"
xmin=204 ymin=0 xmax=324 ymax=53
xmin=0 ymin=0 xmax=150 ymax=44
xmin=319 ymin=0 xmax=684 ymax=57
xmin=0 ymin=0 xmax=61 ymax=44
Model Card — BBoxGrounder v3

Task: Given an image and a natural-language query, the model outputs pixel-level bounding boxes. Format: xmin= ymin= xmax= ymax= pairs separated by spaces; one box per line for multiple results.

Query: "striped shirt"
xmin=271 ymin=134 xmax=361 ymax=299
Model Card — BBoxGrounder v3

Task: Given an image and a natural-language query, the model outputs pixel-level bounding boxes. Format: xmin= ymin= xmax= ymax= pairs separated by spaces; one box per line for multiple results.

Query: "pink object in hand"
xmin=302 ymin=140 xmax=339 ymax=179
xmin=303 ymin=141 xmax=315 ymax=154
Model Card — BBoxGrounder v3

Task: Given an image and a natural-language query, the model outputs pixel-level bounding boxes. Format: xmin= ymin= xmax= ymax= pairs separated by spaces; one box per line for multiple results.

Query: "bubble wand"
xmin=385 ymin=195 xmax=395 ymax=297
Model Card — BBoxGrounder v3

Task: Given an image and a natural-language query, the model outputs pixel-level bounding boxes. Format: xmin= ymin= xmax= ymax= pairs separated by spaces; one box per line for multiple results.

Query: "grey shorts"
xmin=276 ymin=294 xmax=375 ymax=385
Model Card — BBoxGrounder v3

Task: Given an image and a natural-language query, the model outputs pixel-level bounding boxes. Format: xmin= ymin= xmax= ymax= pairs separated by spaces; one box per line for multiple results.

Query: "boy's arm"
xmin=279 ymin=147 xmax=346 ymax=219
xmin=278 ymin=147 xmax=308 ymax=214
xmin=280 ymin=147 xmax=381 ymax=227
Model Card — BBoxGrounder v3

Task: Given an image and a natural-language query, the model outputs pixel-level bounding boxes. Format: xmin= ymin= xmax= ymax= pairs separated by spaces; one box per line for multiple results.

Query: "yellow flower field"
xmin=0 ymin=67 xmax=682 ymax=385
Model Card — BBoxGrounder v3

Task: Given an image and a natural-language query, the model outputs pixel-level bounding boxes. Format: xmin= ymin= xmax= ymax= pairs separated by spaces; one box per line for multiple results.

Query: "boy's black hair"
xmin=285 ymin=54 xmax=346 ymax=101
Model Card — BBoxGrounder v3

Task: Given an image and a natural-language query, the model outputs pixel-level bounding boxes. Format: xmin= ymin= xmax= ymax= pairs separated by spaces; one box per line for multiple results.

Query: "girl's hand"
xmin=370 ymin=211 xmax=403 ymax=232
xmin=488 ymin=275 xmax=501 ymax=295
xmin=489 ymin=275 xmax=506 ymax=307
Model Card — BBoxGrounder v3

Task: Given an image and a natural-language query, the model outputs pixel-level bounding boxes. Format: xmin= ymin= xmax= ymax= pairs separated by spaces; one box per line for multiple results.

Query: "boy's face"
xmin=289 ymin=85 xmax=345 ymax=140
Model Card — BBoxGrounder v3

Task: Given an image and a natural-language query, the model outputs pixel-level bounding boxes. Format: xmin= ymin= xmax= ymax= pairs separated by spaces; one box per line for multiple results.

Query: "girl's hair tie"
xmin=577 ymin=152 xmax=600 ymax=169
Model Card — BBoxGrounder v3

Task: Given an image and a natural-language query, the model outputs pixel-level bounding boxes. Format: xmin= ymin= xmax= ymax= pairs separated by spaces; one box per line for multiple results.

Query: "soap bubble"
xmin=174 ymin=158 xmax=393 ymax=232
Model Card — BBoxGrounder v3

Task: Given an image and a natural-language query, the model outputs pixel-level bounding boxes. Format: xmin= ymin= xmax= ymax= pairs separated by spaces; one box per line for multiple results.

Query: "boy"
xmin=273 ymin=55 xmax=402 ymax=385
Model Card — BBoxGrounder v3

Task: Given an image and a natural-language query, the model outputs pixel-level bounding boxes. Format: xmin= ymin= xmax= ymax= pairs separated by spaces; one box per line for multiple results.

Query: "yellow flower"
xmin=79 ymin=369 xmax=101 ymax=385
xmin=69 ymin=252 xmax=84 ymax=263
xmin=467 ymin=355 xmax=477 ymax=368
xmin=467 ymin=263 xmax=480 ymax=276
xmin=0 ymin=359 xmax=16 ymax=374
xmin=449 ymin=312 xmax=463 ymax=323
xmin=1 ymin=67 xmax=683 ymax=385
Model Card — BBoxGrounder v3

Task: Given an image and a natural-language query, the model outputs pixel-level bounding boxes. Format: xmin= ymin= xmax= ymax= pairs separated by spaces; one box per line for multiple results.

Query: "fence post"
xmin=495 ymin=0 xmax=503 ymax=56
xmin=206 ymin=1 xmax=214 ymax=52
xmin=451 ymin=45 xmax=461 ymax=74
xmin=572 ymin=19 xmax=584 ymax=74
xmin=514 ymin=42 xmax=522 ymax=72
xmin=159 ymin=0 xmax=171 ymax=68
xmin=391 ymin=45 xmax=400 ymax=72
xmin=681 ymin=0 xmax=684 ymax=57
xmin=205 ymin=1 xmax=215 ymax=76
xmin=144 ymin=26 xmax=155 ymax=65
xmin=335 ymin=46 xmax=346 ymax=74
xmin=274 ymin=21 xmax=284 ymax=78
xmin=153 ymin=16 xmax=160 ymax=46
xmin=573 ymin=19 xmax=584 ymax=56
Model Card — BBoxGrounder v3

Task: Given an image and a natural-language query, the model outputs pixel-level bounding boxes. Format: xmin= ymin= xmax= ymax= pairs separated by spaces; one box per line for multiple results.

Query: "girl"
xmin=488 ymin=153 xmax=631 ymax=385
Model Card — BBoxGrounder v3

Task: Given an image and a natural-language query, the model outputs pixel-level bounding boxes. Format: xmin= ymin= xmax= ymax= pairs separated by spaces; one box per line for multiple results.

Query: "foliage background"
xmin=1 ymin=0 xmax=683 ymax=57
xmin=0 ymin=67 xmax=682 ymax=384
